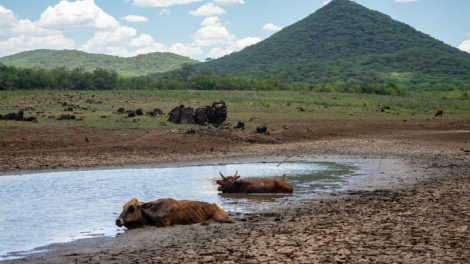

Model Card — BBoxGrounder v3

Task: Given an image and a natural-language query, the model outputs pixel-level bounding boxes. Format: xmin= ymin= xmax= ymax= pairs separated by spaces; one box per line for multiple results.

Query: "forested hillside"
xmin=199 ymin=0 xmax=470 ymax=91
xmin=1 ymin=0 xmax=470 ymax=93
xmin=0 ymin=50 xmax=198 ymax=77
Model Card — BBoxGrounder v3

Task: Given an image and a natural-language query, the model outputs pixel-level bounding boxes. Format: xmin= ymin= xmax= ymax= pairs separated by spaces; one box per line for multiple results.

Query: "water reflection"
xmin=0 ymin=161 xmax=360 ymax=259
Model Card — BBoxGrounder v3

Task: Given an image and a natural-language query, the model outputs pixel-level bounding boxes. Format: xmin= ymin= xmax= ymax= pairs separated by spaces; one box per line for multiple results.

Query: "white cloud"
xmin=36 ymin=0 xmax=119 ymax=31
xmin=159 ymin=9 xmax=171 ymax=15
xmin=323 ymin=0 xmax=332 ymax=5
xmin=169 ymin=43 xmax=203 ymax=56
xmin=459 ymin=39 xmax=470 ymax=53
xmin=192 ymin=15 xmax=260 ymax=57
xmin=122 ymin=15 xmax=149 ymax=22
xmin=0 ymin=6 xmax=59 ymax=36
xmin=213 ymin=0 xmax=244 ymax=6
xmin=0 ymin=6 xmax=18 ymax=28
xmin=189 ymin=2 xmax=226 ymax=16
xmin=207 ymin=46 xmax=231 ymax=58
xmin=0 ymin=35 xmax=75 ymax=55
xmin=106 ymin=43 xmax=202 ymax=57
xmin=207 ymin=36 xmax=261 ymax=59
xmin=82 ymin=26 xmax=137 ymax=51
xmin=131 ymin=0 xmax=204 ymax=7
xmin=395 ymin=0 xmax=420 ymax=2
xmin=129 ymin=34 xmax=155 ymax=46
xmin=262 ymin=23 xmax=283 ymax=31
xmin=201 ymin=16 xmax=221 ymax=26
xmin=191 ymin=24 xmax=236 ymax=46
xmin=231 ymin=37 xmax=261 ymax=50
xmin=105 ymin=43 xmax=168 ymax=57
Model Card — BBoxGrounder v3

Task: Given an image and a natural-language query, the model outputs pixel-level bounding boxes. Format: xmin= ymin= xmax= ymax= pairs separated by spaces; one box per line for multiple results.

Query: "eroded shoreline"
xmin=1 ymin=121 xmax=470 ymax=263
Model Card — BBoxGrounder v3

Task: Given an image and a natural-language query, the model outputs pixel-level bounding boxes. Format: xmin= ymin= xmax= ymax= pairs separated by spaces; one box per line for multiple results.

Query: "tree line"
xmin=1 ymin=62 xmax=466 ymax=98
xmin=0 ymin=64 xmax=117 ymax=91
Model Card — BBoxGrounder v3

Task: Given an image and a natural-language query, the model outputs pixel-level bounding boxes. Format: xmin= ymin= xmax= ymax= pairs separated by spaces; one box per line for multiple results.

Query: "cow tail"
xmin=282 ymin=174 xmax=287 ymax=182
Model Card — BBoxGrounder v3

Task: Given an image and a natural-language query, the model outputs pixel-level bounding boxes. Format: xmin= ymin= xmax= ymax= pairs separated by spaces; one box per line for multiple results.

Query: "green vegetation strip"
xmin=1 ymin=90 xmax=468 ymax=131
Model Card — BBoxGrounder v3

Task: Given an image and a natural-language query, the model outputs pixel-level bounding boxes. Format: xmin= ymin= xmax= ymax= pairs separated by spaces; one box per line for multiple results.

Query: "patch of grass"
xmin=0 ymin=90 xmax=469 ymax=131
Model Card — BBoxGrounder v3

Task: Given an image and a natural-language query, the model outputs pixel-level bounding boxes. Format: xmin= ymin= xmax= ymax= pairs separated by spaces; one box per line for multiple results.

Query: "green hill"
xmin=0 ymin=49 xmax=198 ymax=77
xmin=201 ymin=0 xmax=470 ymax=91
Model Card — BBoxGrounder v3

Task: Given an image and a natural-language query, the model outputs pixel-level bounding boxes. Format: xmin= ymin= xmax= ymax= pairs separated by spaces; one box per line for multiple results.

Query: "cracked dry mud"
xmin=1 ymin=119 xmax=470 ymax=263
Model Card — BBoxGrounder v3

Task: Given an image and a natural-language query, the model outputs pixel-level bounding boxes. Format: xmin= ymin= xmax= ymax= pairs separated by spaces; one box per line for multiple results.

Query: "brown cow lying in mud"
xmin=435 ymin=109 xmax=444 ymax=117
xmin=115 ymin=198 xmax=229 ymax=229
xmin=216 ymin=171 xmax=293 ymax=193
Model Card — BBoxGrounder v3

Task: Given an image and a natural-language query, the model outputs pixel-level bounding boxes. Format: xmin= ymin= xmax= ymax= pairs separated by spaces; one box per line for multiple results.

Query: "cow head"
xmin=116 ymin=198 xmax=152 ymax=228
xmin=216 ymin=171 xmax=240 ymax=192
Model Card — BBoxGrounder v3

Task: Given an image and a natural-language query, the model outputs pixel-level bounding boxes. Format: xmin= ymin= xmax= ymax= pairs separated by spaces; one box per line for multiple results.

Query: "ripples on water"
xmin=0 ymin=161 xmax=360 ymax=258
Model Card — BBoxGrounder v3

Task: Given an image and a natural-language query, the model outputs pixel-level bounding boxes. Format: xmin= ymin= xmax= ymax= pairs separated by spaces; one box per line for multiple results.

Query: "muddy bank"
xmin=1 ymin=120 xmax=470 ymax=263
xmin=2 ymin=154 xmax=469 ymax=263
xmin=1 ymin=119 xmax=469 ymax=175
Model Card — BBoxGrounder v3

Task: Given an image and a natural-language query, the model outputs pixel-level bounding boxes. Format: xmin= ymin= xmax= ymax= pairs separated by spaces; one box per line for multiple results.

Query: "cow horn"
xmin=234 ymin=171 xmax=238 ymax=177
xmin=219 ymin=172 xmax=227 ymax=180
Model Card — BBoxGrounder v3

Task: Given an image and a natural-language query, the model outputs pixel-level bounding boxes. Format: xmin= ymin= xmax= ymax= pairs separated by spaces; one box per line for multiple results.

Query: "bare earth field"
xmin=1 ymin=116 xmax=470 ymax=263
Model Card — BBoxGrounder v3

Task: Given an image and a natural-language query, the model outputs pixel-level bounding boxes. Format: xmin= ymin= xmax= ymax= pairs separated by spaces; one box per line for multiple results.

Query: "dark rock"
xmin=236 ymin=121 xmax=245 ymax=129
xmin=179 ymin=107 xmax=195 ymax=125
xmin=0 ymin=114 xmax=2 ymax=120
xmin=206 ymin=101 xmax=227 ymax=125
xmin=255 ymin=124 xmax=268 ymax=134
xmin=70 ymin=115 xmax=76 ymax=120
xmin=128 ymin=111 xmax=136 ymax=117
xmin=154 ymin=108 xmax=164 ymax=116
xmin=4 ymin=113 xmax=17 ymax=120
xmin=16 ymin=110 xmax=24 ymax=121
xmin=136 ymin=108 xmax=144 ymax=116
xmin=194 ymin=108 xmax=208 ymax=125
xmin=100 ymin=116 xmax=106 ymax=118
xmin=56 ymin=114 xmax=71 ymax=120
xmin=25 ymin=117 xmax=37 ymax=122
xmin=117 ymin=108 xmax=125 ymax=114
xmin=168 ymin=106 xmax=182 ymax=123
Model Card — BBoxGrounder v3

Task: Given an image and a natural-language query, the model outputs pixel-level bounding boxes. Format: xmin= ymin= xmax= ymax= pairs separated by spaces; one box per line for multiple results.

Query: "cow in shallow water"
xmin=216 ymin=171 xmax=293 ymax=194
xmin=435 ymin=109 xmax=444 ymax=117
xmin=115 ymin=198 xmax=229 ymax=229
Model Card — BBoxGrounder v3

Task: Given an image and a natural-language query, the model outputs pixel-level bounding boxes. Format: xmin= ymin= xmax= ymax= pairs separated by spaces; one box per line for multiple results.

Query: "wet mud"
xmin=1 ymin=119 xmax=470 ymax=263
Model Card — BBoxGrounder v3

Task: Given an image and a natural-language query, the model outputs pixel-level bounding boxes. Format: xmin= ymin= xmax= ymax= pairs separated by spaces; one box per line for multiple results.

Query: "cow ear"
xmin=141 ymin=203 xmax=152 ymax=209
xmin=234 ymin=176 xmax=240 ymax=181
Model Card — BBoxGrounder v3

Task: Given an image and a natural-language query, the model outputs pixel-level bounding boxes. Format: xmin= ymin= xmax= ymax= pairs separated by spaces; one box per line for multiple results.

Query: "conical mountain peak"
xmin=202 ymin=0 xmax=470 ymax=87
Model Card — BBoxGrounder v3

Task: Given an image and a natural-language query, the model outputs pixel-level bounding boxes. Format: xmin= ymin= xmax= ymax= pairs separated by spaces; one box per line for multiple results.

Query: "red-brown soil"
xmin=1 ymin=118 xmax=469 ymax=174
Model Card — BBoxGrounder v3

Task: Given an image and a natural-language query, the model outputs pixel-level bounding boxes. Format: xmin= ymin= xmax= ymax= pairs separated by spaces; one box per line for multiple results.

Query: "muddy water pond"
xmin=0 ymin=161 xmax=361 ymax=259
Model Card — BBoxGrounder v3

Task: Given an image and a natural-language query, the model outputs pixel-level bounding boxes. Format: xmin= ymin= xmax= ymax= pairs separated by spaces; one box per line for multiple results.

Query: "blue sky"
xmin=0 ymin=0 xmax=469 ymax=61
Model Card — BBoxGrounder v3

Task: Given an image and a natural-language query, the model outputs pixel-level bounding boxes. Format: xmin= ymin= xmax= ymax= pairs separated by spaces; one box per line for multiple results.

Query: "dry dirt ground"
xmin=1 ymin=118 xmax=470 ymax=263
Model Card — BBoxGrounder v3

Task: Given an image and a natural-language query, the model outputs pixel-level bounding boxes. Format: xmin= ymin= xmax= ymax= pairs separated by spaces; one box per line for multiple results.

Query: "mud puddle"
xmin=0 ymin=160 xmax=363 ymax=259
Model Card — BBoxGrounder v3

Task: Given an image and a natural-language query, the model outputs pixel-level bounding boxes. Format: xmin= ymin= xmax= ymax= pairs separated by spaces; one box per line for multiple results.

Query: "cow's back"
xmin=174 ymin=200 xmax=229 ymax=224
xmin=151 ymin=199 xmax=229 ymax=227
